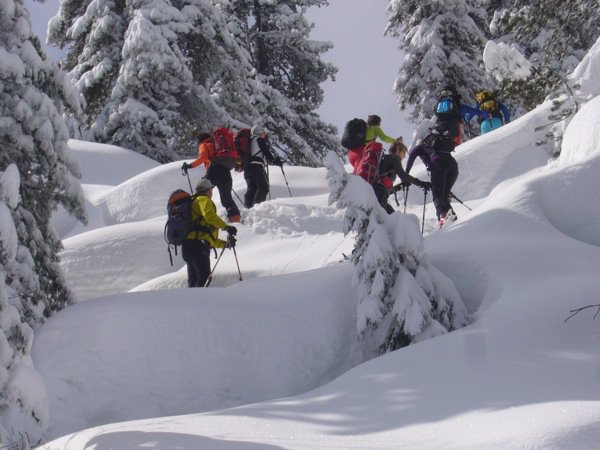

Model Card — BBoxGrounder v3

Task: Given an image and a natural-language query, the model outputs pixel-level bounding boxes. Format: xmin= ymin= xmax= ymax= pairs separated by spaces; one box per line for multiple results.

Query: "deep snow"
xmin=33 ymin=43 xmax=600 ymax=450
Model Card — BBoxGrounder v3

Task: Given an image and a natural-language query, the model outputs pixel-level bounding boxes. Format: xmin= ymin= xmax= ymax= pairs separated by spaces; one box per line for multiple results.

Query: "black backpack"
xmin=341 ymin=118 xmax=367 ymax=149
xmin=164 ymin=190 xmax=207 ymax=265
xmin=423 ymin=122 xmax=456 ymax=154
xmin=435 ymin=94 xmax=460 ymax=123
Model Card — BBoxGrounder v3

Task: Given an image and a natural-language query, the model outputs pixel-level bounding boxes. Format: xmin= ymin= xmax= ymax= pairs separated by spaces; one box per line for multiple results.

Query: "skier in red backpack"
xmin=182 ymin=129 xmax=241 ymax=223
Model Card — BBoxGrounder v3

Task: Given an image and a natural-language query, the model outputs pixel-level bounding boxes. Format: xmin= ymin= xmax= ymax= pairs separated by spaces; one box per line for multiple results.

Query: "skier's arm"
xmin=405 ymin=145 xmax=421 ymax=174
xmin=392 ymin=158 xmax=424 ymax=186
xmin=374 ymin=126 xmax=397 ymax=144
xmin=460 ymin=104 xmax=490 ymax=120
xmin=190 ymin=142 xmax=212 ymax=168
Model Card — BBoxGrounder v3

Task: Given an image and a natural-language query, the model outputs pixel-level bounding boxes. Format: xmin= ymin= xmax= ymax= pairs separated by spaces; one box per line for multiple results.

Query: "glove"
xmin=272 ymin=157 xmax=284 ymax=167
xmin=394 ymin=181 xmax=411 ymax=192
xmin=225 ymin=235 xmax=237 ymax=249
xmin=225 ymin=225 xmax=237 ymax=236
xmin=181 ymin=162 xmax=191 ymax=172
xmin=415 ymin=179 xmax=431 ymax=190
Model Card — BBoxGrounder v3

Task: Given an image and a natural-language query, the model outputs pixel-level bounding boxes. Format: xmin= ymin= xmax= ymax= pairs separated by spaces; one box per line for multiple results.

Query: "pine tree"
xmin=386 ymin=0 xmax=490 ymax=121
xmin=47 ymin=0 xmax=127 ymax=127
xmin=490 ymin=0 xmax=600 ymax=111
xmin=325 ymin=152 xmax=468 ymax=358
xmin=93 ymin=0 xmax=200 ymax=162
xmin=224 ymin=0 xmax=340 ymax=165
xmin=0 ymin=165 xmax=49 ymax=447
xmin=49 ymin=0 xmax=233 ymax=161
xmin=1 ymin=0 xmax=86 ymax=320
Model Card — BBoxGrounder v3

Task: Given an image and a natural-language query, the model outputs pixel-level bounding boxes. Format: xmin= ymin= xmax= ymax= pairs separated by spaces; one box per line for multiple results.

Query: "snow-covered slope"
xmin=37 ymin=43 xmax=600 ymax=449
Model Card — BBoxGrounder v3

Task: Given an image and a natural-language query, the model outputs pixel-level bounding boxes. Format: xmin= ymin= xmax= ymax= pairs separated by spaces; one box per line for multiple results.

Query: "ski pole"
xmin=232 ymin=246 xmax=243 ymax=281
xmin=450 ymin=191 xmax=472 ymax=211
xmin=266 ymin=164 xmax=271 ymax=200
xmin=232 ymin=188 xmax=244 ymax=207
xmin=421 ymin=188 xmax=428 ymax=235
xmin=403 ymin=185 xmax=409 ymax=213
xmin=183 ymin=166 xmax=193 ymax=193
xmin=204 ymin=247 xmax=226 ymax=287
xmin=280 ymin=166 xmax=292 ymax=197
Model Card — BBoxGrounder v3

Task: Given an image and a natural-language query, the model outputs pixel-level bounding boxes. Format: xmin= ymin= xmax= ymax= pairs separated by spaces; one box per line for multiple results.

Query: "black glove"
xmin=272 ymin=157 xmax=283 ymax=167
xmin=394 ymin=181 xmax=411 ymax=192
xmin=181 ymin=162 xmax=191 ymax=173
xmin=414 ymin=179 xmax=431 ymax=190
xmin=225 ymin=225 xmax=237 ymax=236
xmin=226 ymin=235 xmax=237 ymax=249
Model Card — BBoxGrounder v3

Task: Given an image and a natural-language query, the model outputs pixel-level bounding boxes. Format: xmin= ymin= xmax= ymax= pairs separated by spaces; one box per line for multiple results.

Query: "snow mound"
xmin=559 ymin=95 xmax=600 ymax=166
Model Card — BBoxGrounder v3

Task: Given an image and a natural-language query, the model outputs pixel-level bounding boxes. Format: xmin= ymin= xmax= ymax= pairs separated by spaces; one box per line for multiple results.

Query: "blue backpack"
xmin=435 ymin=95 xmax=459 ymax=122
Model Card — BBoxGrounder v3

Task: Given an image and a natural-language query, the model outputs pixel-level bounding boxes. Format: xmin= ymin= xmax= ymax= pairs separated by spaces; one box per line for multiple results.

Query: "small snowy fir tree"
xmin=0 ymin=165 xmax=49 ymax=449
xmin=325 ymin=152 xmax=468 ymax=358
xmin=386 ymin=0 xmax=489 ymax=121
xmin=1 ymin=0 xmax=86 ymax=319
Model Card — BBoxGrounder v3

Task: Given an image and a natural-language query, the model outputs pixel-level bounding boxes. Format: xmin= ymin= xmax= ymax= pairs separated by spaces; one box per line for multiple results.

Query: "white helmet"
xmin=251 ymin=125 xmax=267 ymax=136
xmin=195 ymin=178 xmax=214 ymax=192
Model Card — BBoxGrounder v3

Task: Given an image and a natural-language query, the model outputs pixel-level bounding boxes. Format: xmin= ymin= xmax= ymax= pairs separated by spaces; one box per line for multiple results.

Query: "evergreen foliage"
xmin=1 ymin=0 xmax=86 ymax=321
xmin=48 ymin=0 xmax=339 ymax=165
xmin=0 ymin=165 xmax=49 ymax=447
xmin=325 ymin=152 xmax=468 ymax=358
xmin=386 ymin=0 xmax=489 ymax=121
xmin=490 ymin=0 xmax=600 ymax=111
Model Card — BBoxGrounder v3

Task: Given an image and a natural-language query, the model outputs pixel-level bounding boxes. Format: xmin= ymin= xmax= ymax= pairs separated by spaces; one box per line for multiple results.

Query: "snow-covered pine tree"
xmin=1 ymin=0 xmax=86 ymax=320
xmin=0 ymin=165 xmax=49 ymax=447
xmin=325 ymin=152 xmax=468 ymax=358
xmin=47 ymin=0 xmax=127 ymax=128
xmin=489 ymin=0 xmax=600 ymax=112
xmin=223 ymin=0 xmax=340 ymax=165
xmin=92 ymin=0 xmax=199 ymax=163
xmin=49 ymin=0 xmax=235 ymax=161
xmin=386 ymin=0 xmax=490 ymax=121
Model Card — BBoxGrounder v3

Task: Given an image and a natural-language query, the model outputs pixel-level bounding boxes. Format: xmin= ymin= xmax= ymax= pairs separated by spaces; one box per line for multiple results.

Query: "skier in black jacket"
xmin=243 ymin=125 xmax=283 ymax=208
xmin=373 ymin=141 xmax=430 ymax=214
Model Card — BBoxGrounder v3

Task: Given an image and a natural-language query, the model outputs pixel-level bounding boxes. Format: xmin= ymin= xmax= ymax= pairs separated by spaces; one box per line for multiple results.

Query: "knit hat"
xmin=251 ymin=125 xmax=267 ymax=136
xmin=195 ymin=178 xmax=214 ymax=192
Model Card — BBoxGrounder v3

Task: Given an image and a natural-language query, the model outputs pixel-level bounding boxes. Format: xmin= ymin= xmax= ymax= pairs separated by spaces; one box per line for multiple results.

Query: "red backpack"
xmin=211 ymin=128 xmax=237 ymax=169
xmin=356 ymin=141 xmax=383 ymax=184
xmin=234 ymin=128 xmax=252 ymax=170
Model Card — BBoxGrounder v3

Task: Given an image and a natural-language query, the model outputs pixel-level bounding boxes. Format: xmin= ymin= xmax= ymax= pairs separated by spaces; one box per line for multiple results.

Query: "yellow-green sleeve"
xmin=198 ymin=198 xmax=228 ymax=230
xmin=365 ymin=125 xmax=396 ymax=144
xmin=375 ymin=126 xmax=397 ymax=144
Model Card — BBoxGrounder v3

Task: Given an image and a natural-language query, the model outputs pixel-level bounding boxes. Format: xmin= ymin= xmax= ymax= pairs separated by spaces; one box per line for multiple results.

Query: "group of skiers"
xmin=174 ymin=125 xmax=282 ymax=287
xmin=343 ymin=87 xmax=510 ymax=229
xmin=172 ymin=87 xmax=511 ymax=288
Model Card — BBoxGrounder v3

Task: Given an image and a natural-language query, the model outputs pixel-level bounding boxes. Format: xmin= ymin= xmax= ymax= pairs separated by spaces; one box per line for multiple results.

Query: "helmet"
xmin=251 ymin=125 xmax=267 ymax=136
xmin=195 ymin=178 xmax=214 ymax=192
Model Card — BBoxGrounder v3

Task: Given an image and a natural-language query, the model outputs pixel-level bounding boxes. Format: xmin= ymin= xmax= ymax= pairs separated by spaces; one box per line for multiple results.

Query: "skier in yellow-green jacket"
xmin=182 ymin=178 xmax=237 ymax=287
xmin=365 ymin=114 xmax=398 ymax=145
